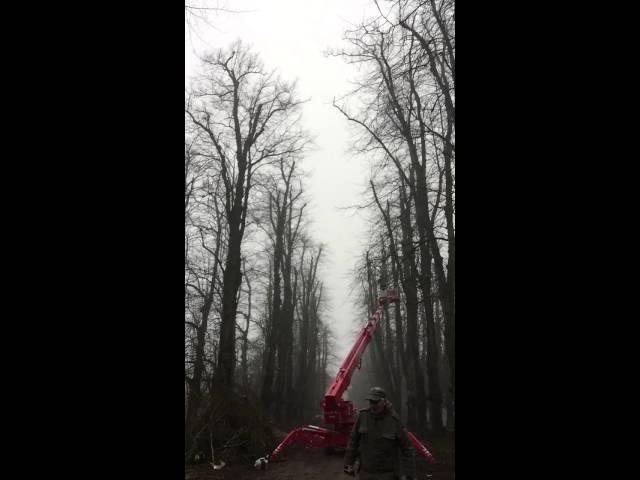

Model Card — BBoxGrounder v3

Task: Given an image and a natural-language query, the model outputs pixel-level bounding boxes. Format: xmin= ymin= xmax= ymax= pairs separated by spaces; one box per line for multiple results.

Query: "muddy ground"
xmin=185 ymin=434 xmax=454 ymax=480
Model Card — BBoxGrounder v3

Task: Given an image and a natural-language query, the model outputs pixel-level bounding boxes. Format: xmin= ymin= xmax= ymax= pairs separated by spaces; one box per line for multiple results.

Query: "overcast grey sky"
xmin=185 ymin=0 xmax=382 ymax=365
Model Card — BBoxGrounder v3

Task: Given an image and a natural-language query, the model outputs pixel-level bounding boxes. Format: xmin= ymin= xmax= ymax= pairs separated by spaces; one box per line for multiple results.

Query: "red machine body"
xmin=268 ymin=288 xmax=434 ymax=463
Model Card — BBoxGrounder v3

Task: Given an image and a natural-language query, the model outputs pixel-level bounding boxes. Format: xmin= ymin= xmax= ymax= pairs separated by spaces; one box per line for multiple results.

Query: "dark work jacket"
xmin=344 ymin=404 xmax=415 ymax=476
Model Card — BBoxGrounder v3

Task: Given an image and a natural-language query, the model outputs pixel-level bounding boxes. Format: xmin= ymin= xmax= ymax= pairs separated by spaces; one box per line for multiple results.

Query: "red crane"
xmin=265 ymin=287 xmax=434 ymax=463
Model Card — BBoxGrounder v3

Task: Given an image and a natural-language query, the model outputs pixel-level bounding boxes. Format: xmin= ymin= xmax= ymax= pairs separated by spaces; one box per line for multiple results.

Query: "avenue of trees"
xmin=184 ymin=0 xmax=454 ymax=460
xmin=335 ymin=0 xmax=455 ymax=435
xmin=184 ymin=41 xmax=334 ymax=458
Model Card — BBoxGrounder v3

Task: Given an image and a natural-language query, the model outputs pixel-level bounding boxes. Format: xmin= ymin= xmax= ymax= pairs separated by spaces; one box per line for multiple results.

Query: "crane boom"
xmin=323 ymin=288 xmax=399 ymax=404
xmin=264 ymin=287 xmax=434 ymax=465
xmin=321 ymin=288 xmax=399 ymax=424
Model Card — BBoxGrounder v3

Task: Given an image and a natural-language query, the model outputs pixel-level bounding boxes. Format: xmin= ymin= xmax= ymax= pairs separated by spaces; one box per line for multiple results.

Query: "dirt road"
xmin=185 ymin=442 xmax=453 ymax=480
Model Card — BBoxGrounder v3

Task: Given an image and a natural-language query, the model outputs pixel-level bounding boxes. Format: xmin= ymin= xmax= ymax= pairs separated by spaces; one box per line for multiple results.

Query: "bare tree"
xmin=259 ymin=157 xmax=306 ymax=415
xmin=295 ymin=241 xmax=324 ymax=421
xmin=184 ymin=172 xmax=224 ymax=455
xmin=186 ymin=41 xmax=309 ymax=387
xmin=333 ymin=0 xmax=454 ymax=433
xmin=185 ymin=1 xmax=247 ymax=41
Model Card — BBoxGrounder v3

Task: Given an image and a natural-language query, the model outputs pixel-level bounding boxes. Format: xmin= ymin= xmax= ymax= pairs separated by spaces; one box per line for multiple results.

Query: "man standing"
xmin=344 ymin=387 xmax=416 ymax=480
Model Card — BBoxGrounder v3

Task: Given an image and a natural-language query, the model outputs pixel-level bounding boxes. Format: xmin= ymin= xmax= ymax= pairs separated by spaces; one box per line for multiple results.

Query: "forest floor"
xmin=185 ymin=432 xmax=454 ymax=480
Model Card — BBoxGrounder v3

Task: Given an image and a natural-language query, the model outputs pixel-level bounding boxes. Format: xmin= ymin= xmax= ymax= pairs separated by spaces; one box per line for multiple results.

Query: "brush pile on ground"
xmin=186 ymin=388 xmax=278 ymax=466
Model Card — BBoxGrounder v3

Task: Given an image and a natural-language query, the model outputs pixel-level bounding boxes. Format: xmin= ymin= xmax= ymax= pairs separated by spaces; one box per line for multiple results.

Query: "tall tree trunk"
xmin=296 ymin=262 xmax=310 ymax=421
xmin=239 ymin=258 xmax=252 ymax=391
xmin=186 ymin=220 xmax=222 ymax=452
xmin=216 ymin=160 xmax=247 ymax=387
xmin=399 ymin=1 xmax=455 ymax=432
xmin=370 ymin=179 xmax=420 ymax=428
xmin=379 ymin=243 xmax=398 ymax=401
xmin=412 ymin=163 xmax=444 ymax=434
xmin=366 ymin=253 xmax=397 ymax=400
xmin=278 ymin=249 xmax=296 ymax=419
xmin=283 ymin=267 xmax=298 ymax=417
xmin=262 ymin=249 xmax=283 ymax=412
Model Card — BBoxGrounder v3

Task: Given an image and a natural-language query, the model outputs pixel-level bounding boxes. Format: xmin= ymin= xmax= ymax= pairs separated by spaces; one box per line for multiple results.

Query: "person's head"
xmin=366 ymin=386 xmax=387 ymax=414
